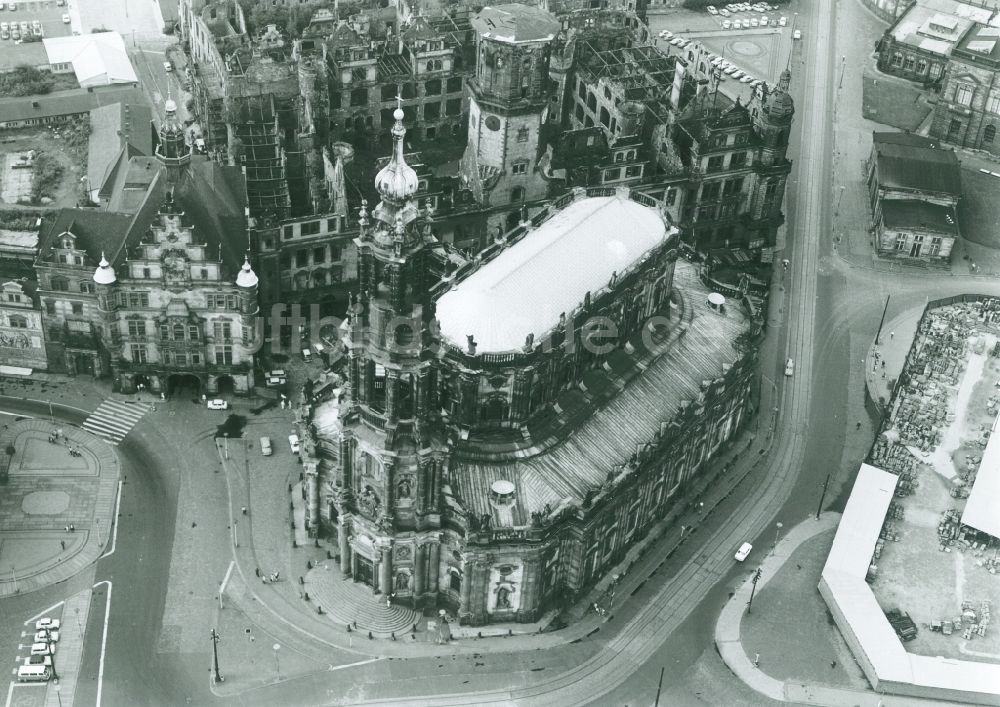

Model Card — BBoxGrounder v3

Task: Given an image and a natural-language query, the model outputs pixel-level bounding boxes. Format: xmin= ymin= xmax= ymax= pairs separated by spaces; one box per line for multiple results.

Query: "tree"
xmin=0 ymin=65 xmax=55 ymax=97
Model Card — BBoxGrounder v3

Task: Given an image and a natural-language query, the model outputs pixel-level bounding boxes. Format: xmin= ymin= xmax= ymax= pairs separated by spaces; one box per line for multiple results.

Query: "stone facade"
xmin=0 ymin=281 xmax=47 ymax=371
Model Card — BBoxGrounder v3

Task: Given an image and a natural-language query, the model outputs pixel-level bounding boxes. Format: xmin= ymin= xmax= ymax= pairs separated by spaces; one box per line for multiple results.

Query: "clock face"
xmin=485 ymin=115 xmax=501 ymax=131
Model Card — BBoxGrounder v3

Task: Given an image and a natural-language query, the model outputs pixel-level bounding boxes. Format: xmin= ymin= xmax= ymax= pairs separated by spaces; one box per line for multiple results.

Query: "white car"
xmin=720 ymin=8 xmax=730 ymax=16
xmin=206 ymin=399 xmax=229 ymax=410
xmin=732 ymin=70 xmax=744 ymax=79
xmin=670 ymin=37 xmax=683 ymax=46
xmin=793 ymin=29 xmax=802 ymax=39
xmin=35 ymin=618 xmax=60 ymax=632
xmin=760 ymin=16 xmax=768 ymax=25
xmin=735 ymin=542 xmax=753 ymax=562
xmin=33 ymin=630 xmax=58 ymax=643
xmin=163 ymin=61 xmax=172 ymax=72
xmin=707 ymin=5 xmax=718 ymax=14
xmin=779 ymin=16 xmax=787 ymax=26
xmin=722 ymin=19 xmax=732 ymax=29
xmin=24 ymin=655 xmax=52 ymax=667
xmin=661 ymin=29 xmax=673 ymax=39
xmin=677 ymin=38 xmax=690 ymax=47
xmin=712 ymin=57 xmax=724 ymax=66
xmin=750 ymin=18 xmax=759 ymax=27
xmin=733 ymin=20 xmax=742 ymax=29
xmin=30 ymin=643 xmax=54 ymax=656
xmin=62 ymin=13 xmax=70 ymax=23
xmin=750 ymin=79 xmax=764 ymax=88
xmin=288 ymin=434 xmax=301 ymax=454
xmin=740 ymin=75 xmax=755 ymax=83
xmin=785 ymin=358 xmax=795 ymax=376
xmin=724 ymin=66 xmax=738 ymax=75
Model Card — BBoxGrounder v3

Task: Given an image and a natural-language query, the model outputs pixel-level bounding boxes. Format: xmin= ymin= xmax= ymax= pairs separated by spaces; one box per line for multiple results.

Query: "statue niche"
xmin=358 ymin=485 xmax=381 ymax=519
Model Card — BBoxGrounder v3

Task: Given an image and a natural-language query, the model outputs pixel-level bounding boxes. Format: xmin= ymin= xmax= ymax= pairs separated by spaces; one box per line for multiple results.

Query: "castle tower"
xmin=752 ymin=69 xmax=795 ymax=166
xmin=748 ymin=68 xmax=795 ymax=241
xmin=156 ymin=98 xmax=191 ymax=185
xmin=334 ymin=102 xmax=449 ymax=605
xmin=460 ymin=5 xmax=561 ymax=210
xmin=92 ymin=252 xmax=120 ymax=367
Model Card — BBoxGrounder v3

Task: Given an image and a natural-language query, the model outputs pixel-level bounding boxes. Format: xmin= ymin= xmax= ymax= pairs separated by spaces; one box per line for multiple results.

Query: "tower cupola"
xmin=374 ymin=102 xmax=418 ymax=204
xmin=93 ymin=251 xmax=117 ymax=285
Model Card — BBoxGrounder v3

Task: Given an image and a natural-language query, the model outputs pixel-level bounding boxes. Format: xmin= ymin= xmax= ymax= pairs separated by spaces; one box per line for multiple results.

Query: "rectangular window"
xmin=604 ymin=167 xmax=621 ymax=181
xmin=425 ymin=79 xmax=441 ymax=96
xmin=988 ymin=95 xmax=1000 ymax=115
xmin=956 ymin=84 xmax=974 ymax=107
xmin=929 ymin=64 xmax=941 ymax=79
xmin=625 ymin=165 xmax=642 ymax=178
xmin=424 ymin=102 xmax=441 ymax=120
xmin=215 ymin=345 xmax=233 ymax=365
xmin=706 ymin=155 xmax=724 ymax=173
xmin=300 ymin=221 xmax=320 ymax=236
xmin=511 ymin=162 xmax=528 ymax=175
xmin=213 ymin=321 xmax=232 ymax=340
xmin=128 ymin=292 xmax=149 ymax=308
xmin=903 ymin=56 xmax=915 ymax=71
xmin=665 ymin=188 xmax=677 ymax=206
xmin=296 ymin=251 xmax=309 ymax=268
xmin=283 ymin=225 xmax=293 ymax=240
xmin=189 ymin=324 xmax=200 ymax=340
xmin=127 ymin=320 xmax=144 ymax=337
xmin=192 ymin=352 xmax=201 ymax=365
xmin=895 ymin=234 xmax=907 ymax=251
xmin=130 ymin=344 xmax=148 ymax=363
xmin=350 ymin=88 xmax=368 ymax=107
xmin=143 ymin=267 xmax=151 ymax=278
xmin=313 ymin=247 xmax=326 ymax=264
xmin=702 ymin=182 xmax=721 ymax=201
xmin=71 ymin=302 xmax=83 ymax=315
xmin=45 ymin=301 xmax=56 ymax=316
xmin=200 ymin=268 xmax=209 ymax=279
xmin=723 ymin=177 xmax=744 ymax=196
xmin=447 ymin=77 xmax=463 ymax=93
xmin=446 ymin=98 xmax=461 ymax=116
xmin=729 ymin=152 xmax=747 ymax=168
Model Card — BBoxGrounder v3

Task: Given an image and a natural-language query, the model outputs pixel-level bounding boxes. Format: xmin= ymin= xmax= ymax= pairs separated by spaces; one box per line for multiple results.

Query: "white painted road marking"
xmin=25 ymin=601 xmax=66 ymax=627
xmin=100 ymin=480 xmax=124 ymax=559
xmin=94 ymin=580 xmax=112 ymax=707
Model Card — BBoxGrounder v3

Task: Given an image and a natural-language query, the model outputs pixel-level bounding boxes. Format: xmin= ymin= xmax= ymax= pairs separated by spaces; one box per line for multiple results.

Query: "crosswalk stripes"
xmin=81 ymin=399 xmax=153 ymax=445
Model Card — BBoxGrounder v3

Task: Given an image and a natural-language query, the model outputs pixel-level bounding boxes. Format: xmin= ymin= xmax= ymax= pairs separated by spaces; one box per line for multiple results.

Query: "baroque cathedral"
xmin=300 ymin=92 xmax=756 ymax=624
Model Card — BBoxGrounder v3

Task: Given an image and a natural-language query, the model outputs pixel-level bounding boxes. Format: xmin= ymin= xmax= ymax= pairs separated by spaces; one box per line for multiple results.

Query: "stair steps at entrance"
xmin=303 ymin=563 xmax=420 ymax=637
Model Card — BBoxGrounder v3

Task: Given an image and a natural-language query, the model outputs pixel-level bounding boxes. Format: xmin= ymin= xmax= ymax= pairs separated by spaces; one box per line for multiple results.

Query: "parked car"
xmin=760 ymin=16 xmax=768 ymax=25
xmin=732 ymin=70 xmax=744 ymax=79
xmin=740 ymin=75 xmax=755 ymax=83
xmin=707 ymin=5 xmax=718 ymax=13
xmin=734 ymin=542 xmax=753 ymax=562
xmin=0 ymin=28 xmax=8 ymax=39
xmin=724 ymin=66 xmax=738 ymax=75
xmin=33 ymin=630 xmax=58 ymax=643
xmin=25 ymin=654 xmax=52 ymax=667
xmin=749 ymin=18 xmax=759 ymax=27
xmin=62 ymin=13 xmax=71 ymax=23
xmin=35 ymin=618 xmax=60 ymax=632
xmin=19 ymin=20 xmax=28 ymax=33
xmin=779 ymin=16 xmax=787 ymax=26
xmin=722 ymin=19 xmax=732 ymax=28
xmin=206 ymin=399 xmax=229 ymax=410
xmin=793 ymin=29 xmax=802 ymax=39
xmin=288 ymin=434 xmax=300 ymax=454
xmin=31 ymin=19 xmax=40 ymax=31
xmin=661 ymin=29 xmax=673 ymax=39
xmin=10 ymin=25 xmax=18 ymax=39
xmin=785 ymin=358 xmax=795 ymax=376
xmin=720 ymin=8 xmax=730 ymax=16
xmin=733 ymin=20 xmax=742 ymax=29
xmin=163 ymin=61 xmax=172 ymax=72
xmin=30 ymin=643 xmax=54 ymax=656
xmin=259 ymin=436 xmax=273 ymax=457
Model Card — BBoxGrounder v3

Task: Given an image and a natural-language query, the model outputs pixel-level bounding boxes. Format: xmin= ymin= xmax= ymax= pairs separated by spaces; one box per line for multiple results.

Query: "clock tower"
xmin=460 ymin=5 xmax=561 ymax=211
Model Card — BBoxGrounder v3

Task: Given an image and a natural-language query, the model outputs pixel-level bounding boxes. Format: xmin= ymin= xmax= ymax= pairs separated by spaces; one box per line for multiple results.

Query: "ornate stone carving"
xmin=358 ymin=485 xmax=381 ymax=518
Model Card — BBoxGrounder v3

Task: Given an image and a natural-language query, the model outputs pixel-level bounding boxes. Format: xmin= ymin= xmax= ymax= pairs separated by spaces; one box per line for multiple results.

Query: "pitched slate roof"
xmin=872 ymin=132 xmax=961 ymax=196
xmin=36 ymin=209 xmax=136 ymax=266
xmin=881 ymin=199 xmax=959 ymax=235
xmin=452 ymin=261 xmax=748 ymax=527
xmin=0 ymin=85 xmax=143 ymax=124
xmin=88 ymin=102 xmax=153 ymax=199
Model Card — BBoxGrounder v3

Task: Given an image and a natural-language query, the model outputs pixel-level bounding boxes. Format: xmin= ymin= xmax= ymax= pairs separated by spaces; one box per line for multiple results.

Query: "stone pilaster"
xmin=413 ymin=543 xmax=426 ymax=597
xmin=386 ymin=368 xmax=399 ymax=420
xmin=428 ymin=541 xmax=440 ymax=593
xmin=339 ymin=521 xmax=351 ymax=575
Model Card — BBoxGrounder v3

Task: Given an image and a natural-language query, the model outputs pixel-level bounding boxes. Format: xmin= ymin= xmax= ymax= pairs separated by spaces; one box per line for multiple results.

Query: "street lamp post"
xmin=10 ymin=565 xmax=16 ymax=594
xmin=272 ymin=643 xmax=281 ymax=681
xmin=96 ymin=518 xmax=102 ymax=549
xmin=55 ymin=684 xmax=63 ymax=707
xmin=816 ymin=473 xmax=831 ymax=520
xmin=74 ymin=607 xmax=83 ymax=638
xmin=838 ymin=55 xmax=847 ymax=89
xmin=747 ymin=567 xmax=763 ymax=613
xmin=210 ymin=629 xmax=224 ymax=683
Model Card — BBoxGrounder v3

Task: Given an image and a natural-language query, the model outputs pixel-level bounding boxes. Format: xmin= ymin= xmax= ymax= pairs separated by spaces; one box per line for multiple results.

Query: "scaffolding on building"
xmin=233 ymin=95 xmax=290 ymax=220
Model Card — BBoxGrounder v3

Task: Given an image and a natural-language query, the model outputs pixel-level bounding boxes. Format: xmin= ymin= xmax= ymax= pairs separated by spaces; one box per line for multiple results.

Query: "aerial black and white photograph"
xmin=0 ymin=0 xmax=999 ymax=704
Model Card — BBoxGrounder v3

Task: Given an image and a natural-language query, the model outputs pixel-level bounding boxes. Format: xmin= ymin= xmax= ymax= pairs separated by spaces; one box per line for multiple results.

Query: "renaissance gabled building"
xmin=302 ymin=105 xmax=756 ymax=625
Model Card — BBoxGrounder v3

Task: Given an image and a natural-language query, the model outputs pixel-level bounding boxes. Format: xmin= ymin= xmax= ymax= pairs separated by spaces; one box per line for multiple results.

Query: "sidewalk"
xmin=43 ymin=588 xmax=94 ymax=707
xmin=0 ymin=418 xmax=120 ymax=598
xmin=863 ymin=306 xmax=925 ymax=412
xmin=714 ymin=512 xmax=972 ymax=707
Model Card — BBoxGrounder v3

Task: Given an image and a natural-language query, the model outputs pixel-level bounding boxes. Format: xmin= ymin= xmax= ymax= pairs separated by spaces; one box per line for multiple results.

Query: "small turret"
xmin=235 ymin=255 xmax=258 ymax=289
xmin=93 ymin=252 xmax=117 ymax=285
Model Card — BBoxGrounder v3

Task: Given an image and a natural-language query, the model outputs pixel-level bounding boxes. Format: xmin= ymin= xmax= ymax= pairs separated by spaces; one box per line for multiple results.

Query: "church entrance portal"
xmin=355 ymin=555 xmax=375 ymax=586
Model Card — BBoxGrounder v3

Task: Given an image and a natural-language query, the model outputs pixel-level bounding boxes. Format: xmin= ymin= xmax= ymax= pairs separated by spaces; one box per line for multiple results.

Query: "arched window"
xmin=985 ymin=124 xmax=996 ymax=144
xmin=173 ymin=323 xmax=185 ymax=340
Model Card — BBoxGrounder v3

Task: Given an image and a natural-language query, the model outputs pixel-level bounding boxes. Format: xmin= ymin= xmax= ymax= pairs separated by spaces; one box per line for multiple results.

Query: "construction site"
xmin=866 ymin=297 xmax=1000 ymax=664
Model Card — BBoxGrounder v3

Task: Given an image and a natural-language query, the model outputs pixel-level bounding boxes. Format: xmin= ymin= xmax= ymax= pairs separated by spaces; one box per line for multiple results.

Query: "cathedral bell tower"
xmin=334 ymin=101 xmax=449 ymax=604
xmin=156 ymin=98 xmax=191 ymax=187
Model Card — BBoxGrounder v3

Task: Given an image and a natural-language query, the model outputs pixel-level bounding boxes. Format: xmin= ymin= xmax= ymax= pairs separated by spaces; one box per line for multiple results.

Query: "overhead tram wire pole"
xmin=210 ymin=629 xmax=224 ymax=683
xmin=816 ymin=472 xmax=831 ymax=520
xmin=747 ymin=567 xmax=763 ymax=613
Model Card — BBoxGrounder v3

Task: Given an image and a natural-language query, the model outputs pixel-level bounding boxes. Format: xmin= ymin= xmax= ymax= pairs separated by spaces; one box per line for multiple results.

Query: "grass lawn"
xmin=862 ymin=69 xmax=932 ymax=131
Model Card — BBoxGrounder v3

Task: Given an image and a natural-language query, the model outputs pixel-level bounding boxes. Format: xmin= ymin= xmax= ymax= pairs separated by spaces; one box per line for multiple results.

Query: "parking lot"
xmin=0 ymin=0 xmax=72 ymax=42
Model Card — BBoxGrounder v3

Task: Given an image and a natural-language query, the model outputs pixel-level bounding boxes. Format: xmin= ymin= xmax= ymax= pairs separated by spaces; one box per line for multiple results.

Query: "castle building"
xmin=301 ymin=107 xmax=755 ymax=625
xmin=0 ymin=280 xmax=47 ymax=372
xmin=34 ymin=100 xmax=258 ymax=393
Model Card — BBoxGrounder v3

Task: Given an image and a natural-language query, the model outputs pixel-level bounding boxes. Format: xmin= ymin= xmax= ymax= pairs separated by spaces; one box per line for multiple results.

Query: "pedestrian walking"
xmin=754 ymin=653 xmax=760 ymax=667
xmin=830 ymin=660 xmax=837 ymax=668
xmin=60 ymin=540 xmax=66 ymax=550
xmin=255 ymin=567 xmax=261 ymax=577
xmin=64 ymin=526 xmax=70 ymax=533
xmin=241 ymin=506 xmax=247 ymax=516
xmin=69 ymin=524 xmax=75 ymax=532
xmin=856 ymin=421 xmax=862 ymax=430
xmin=889 ymin=331 xmax=894 ymax=340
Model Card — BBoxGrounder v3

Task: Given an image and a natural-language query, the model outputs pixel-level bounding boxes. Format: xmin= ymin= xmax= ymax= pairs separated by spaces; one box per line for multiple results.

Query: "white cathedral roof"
xmin=435 ymin=194 xmax=671 ymax=353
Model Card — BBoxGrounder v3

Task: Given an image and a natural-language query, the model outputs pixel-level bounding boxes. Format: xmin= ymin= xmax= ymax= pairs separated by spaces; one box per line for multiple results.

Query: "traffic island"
xmin=0 ymin=418 xmax=119 ymax=597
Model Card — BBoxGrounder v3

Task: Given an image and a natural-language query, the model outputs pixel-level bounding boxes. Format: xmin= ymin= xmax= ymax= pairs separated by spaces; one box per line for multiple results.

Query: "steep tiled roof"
xmin=36 ymin=209 xmax=135 ymax=266
xmin=872 ymin=133 xmax=961 ymax=196
xmin=452 ymin=262 xmax=749 ymax=527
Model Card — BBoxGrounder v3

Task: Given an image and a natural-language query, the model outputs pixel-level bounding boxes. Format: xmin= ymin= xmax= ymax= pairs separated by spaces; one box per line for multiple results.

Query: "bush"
xmin=31 ymin=152 xmax=64 ymax=203
xmin=0 ymin=65 xmax=55 ymax=97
